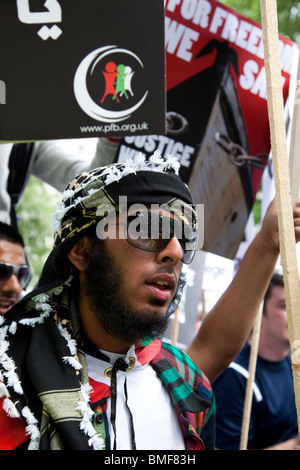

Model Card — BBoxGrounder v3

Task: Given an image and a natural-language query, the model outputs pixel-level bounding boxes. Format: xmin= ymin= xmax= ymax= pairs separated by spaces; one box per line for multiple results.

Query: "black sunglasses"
xmin=114 ymin=212 xmax=197 ymax=264
xmin=0 ymin=262 xmax=31 ymax=288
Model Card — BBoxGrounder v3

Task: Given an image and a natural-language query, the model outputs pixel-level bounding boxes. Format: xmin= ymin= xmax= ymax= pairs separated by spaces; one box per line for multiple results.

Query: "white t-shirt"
xmin=86 ymin=346 xmax=185 ymax=450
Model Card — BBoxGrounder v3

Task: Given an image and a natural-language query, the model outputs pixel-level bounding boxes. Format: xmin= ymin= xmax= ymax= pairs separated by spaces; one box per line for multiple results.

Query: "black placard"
xmin=0 ymin=0 xmax=165 ymax=141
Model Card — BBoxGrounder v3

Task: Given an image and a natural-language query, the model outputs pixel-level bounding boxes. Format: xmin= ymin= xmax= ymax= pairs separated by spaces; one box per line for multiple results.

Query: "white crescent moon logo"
xmin=73 ymin=45 xmax=148 ymax=123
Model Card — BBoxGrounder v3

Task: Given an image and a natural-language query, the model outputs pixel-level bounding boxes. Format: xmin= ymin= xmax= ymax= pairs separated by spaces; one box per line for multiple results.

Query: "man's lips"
xmin=0 ymin=297 xmax=17 ymax=315
xmin=145 ymin=273 xmax=176 ymax=301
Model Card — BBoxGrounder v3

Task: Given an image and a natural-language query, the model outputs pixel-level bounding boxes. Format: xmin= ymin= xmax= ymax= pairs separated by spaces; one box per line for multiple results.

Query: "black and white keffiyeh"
xmin=0 ymin=152 xmax=197 ymax=449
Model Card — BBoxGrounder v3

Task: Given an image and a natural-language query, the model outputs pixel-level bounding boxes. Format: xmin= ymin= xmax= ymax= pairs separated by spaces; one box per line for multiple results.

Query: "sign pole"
xmin=171 ymin=308 xmax=180 ymax=345
xmin=239 ymin=304 xmax=263 ymax=449
xmin=260 ymin=0 xmax=300 ymax=433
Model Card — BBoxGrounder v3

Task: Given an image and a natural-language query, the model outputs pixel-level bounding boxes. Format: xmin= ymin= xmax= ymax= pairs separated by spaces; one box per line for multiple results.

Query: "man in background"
xmin=213 ymin=273 xmax=299 ymax=450
xmin=0 ymin=222 xmax=30 ymax=315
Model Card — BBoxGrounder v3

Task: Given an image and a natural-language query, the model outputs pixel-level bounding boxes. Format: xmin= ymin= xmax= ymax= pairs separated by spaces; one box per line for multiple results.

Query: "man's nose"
xmin=155 ymin=236 xmax=183 ymax=265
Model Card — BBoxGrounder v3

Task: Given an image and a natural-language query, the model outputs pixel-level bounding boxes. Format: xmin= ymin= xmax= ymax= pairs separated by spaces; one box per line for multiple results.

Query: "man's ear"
xmin=67 ymin=236 xmax=90 ymax=271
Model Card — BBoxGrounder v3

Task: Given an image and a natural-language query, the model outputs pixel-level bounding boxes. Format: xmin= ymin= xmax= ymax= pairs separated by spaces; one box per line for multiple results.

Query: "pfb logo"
xmin=74 ymin=45 xmax=148 ymax=123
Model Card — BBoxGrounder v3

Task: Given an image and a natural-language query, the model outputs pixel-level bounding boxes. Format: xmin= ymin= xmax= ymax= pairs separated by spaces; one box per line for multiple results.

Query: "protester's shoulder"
xmin=160 ymin=341 xmax=199 ymax=369
xmin=159 ymin=341 xmax=212 ymax=393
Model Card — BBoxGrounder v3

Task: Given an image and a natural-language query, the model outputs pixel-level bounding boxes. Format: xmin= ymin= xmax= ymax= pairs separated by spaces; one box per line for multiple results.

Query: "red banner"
xmin=117 ymin=0 xmax=298 ymax=258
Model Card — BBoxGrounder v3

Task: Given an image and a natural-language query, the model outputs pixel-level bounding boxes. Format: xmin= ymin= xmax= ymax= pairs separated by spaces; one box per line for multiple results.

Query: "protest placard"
xmin=117 ymin=0 xmax=297 ymax=259
xmin=0 ymin=0 xmax=165 ymax=141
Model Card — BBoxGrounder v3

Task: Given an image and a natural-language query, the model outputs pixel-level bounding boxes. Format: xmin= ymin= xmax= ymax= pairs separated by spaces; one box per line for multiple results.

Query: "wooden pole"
xmin=239 ymin=303 xmax=263 ymax=450
xmin=260 ymin=0 xmax=300 ymax=433
xmin=171 ymin=307 xmax=180 ymax=345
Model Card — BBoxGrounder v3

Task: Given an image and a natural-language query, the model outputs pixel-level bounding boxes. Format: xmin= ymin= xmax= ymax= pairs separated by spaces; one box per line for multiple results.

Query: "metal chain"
xmin=166 ymin=111 xmax=189 ymax=136
xmin=215 ymin=132 xmax=268 ymax=170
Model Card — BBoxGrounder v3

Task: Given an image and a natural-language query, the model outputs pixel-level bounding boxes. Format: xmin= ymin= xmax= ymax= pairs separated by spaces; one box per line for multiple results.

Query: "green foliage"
xmin=17 ymin=176 xmax=60 ymax=290
xmin=220 ymin=0 xmax=300 ymax=42
xmin=253 ymin=190 xmax=262 ymax=226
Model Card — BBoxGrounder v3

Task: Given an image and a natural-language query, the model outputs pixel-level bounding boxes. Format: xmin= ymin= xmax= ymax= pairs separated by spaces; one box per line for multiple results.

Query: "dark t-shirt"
xmin=213 ymin=344 xmax=298 ymax=449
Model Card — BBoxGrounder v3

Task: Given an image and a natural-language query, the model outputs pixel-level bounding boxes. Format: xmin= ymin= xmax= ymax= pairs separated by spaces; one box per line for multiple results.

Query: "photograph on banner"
xmin=0 ymin=0 xmax=165 ymax=142
xmin=115 ymin=0 xmax=298 ymax=259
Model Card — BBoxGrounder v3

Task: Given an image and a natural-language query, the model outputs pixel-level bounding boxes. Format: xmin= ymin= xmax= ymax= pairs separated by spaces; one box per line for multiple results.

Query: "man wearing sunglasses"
xmin=0 ymin=222 xmax=30 ymax=316
xmin=1 ymin=153 xmax=300 ymax=451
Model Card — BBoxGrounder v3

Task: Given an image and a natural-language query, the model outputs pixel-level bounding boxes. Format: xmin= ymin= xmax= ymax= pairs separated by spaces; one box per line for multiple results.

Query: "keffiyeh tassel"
xmin=22 ymin=407 xmax=40 ymax=450
xmin=76 ymin=384 xmax=105 ymax=450
xmin=3 ymin=397 xmax=20 ymax=418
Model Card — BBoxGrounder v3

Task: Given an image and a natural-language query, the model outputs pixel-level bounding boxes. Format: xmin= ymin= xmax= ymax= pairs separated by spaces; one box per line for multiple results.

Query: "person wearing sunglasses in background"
xmin=0 ymin=222 xmax=31 ymax=315
xmin=1 ymin=153 xmax=300 ymax=451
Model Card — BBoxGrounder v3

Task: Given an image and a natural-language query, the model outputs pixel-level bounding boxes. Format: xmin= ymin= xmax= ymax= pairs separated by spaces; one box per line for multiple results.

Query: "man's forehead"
xmin=0 ymin=239 xmax=26 ymax=264
xmin=270 ymin=285 xmax=285 ymax=299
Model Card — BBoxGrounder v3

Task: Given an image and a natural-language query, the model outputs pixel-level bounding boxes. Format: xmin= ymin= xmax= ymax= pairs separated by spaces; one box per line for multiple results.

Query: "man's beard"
xmin=82 ymin=240 xmax=171 ymax=345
